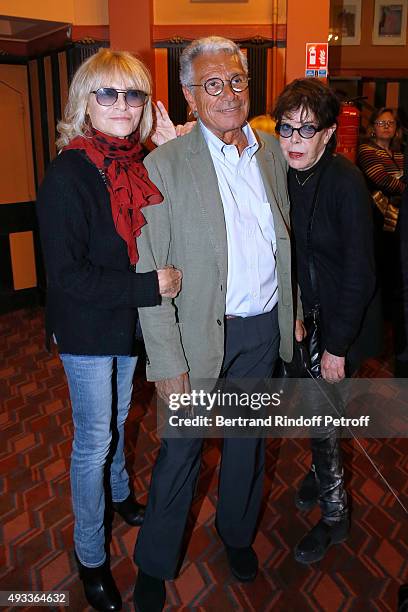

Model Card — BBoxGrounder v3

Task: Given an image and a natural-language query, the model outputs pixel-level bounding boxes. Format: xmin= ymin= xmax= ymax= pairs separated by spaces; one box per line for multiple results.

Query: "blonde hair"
xmin=56 ymin=48 xmax=153 ymax=149
xmin=249 ymin=114 xmax=277 ymax=137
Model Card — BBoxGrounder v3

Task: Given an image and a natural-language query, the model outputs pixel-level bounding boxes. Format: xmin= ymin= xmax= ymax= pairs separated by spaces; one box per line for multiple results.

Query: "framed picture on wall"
xmin=331 ymin=0 xmax=362 ymax=45
xmin=372 ymin=0 xmax=407 ymax=45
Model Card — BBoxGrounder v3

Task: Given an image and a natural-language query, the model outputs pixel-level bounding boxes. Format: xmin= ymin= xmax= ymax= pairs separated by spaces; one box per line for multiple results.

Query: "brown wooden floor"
xmin=0 ymin=307 xmax=407 ymax=611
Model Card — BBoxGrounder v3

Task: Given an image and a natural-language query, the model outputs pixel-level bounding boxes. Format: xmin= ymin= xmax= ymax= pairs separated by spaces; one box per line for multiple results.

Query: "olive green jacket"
xmin=137 ymin=124 xmax=299 ymax=380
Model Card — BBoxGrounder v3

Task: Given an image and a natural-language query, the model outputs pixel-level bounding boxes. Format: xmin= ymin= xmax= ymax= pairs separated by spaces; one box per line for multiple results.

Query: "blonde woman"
xmin=37 ymin=49 xmax=181 ymax=611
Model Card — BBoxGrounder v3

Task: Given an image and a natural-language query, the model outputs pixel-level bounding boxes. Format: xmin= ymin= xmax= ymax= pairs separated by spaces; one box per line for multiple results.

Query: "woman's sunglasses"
xmin=276 ymin=122 xmax=322 ymax=139
xmin=91 ymin=87 xmax=148 ymax=108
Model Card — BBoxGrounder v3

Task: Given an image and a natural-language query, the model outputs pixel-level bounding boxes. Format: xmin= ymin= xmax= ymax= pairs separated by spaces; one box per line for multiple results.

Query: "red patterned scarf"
xmin=64 ymin=129 xmax=162 ymax=264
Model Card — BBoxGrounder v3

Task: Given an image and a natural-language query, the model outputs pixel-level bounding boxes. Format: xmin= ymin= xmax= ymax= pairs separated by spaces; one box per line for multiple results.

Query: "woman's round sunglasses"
xmin=91 ymin=87 xmax=148 ymax=108
xmin=276 ymin=122 xmax=322 ymax=139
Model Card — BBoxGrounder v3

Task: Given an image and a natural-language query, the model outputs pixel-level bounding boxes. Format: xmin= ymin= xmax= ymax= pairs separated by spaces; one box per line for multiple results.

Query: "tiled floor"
xmin=1 ymin=307 xmax=407 ymax=611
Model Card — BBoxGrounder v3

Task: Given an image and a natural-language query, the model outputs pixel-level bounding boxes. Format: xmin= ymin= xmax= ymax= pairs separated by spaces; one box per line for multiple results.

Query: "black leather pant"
xmin=308 ymin=381 xmax=348 ymax=522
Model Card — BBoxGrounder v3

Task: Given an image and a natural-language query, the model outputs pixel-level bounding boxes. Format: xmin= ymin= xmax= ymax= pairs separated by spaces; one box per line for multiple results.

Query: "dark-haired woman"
xmin=273 ymin=78 xmax=376 ymax=564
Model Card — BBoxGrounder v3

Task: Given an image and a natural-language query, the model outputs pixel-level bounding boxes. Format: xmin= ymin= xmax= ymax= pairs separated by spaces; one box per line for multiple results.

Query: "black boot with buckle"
xmin=295 ymin=432 xmax=349 ymax=564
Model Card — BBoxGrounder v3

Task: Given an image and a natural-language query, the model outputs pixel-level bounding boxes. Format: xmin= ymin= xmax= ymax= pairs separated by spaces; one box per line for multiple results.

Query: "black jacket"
xmin=36 ymin=150 xmax=160 ymax=355
xmin=289 ymin=151 xmax=376 ymax=364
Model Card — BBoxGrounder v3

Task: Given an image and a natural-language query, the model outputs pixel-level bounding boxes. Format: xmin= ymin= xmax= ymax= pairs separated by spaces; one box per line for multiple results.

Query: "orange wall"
xmin=0 ymin=65 xmax=35 ymax=204
xmin=154 ymin=48 xmax=168 ymax=109
xmin=153 ymin=0 xmax=282 ymax=25
xmin=330 ymin=0 xmax=408 ymax=75
xmin=285 ymin=0 xmax=329 ymax=84
xmin=0 ymin=0 xmax=108 ymax=24
xmin=73 ymin=0 xmax=108 ymax=25
xmin=109 ymin=0 xmax=154 ymax=73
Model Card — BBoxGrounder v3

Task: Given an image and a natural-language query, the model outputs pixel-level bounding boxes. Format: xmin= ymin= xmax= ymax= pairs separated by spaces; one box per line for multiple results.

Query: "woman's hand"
xmin=151 ymin=100 xmax=178 ymax=147
xmin=151 ymin=101 xmax=177 ymax=146
xmin=151 ymin=101 xmax=197 ymax=146
xmin=320 ymin=350 xmax=345 ymax=384
xmin=175 ymin=121 xmax=196 ymax=137
xmin=157 ymin=265 xmax=182 ymax=298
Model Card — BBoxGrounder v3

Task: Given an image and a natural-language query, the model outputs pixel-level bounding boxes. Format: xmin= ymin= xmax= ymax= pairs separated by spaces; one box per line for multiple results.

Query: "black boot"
xmin=311 ymin=432 xmax=348 ymax=522
xmin=76 ymin=554 xmax=122 ymax=611
xmin=295 ymin=465 xmax=319 ymax=511
xmin=112 ymin=494 xmax=145 ymax=526
xmin=295 ymin=431 xmax=349 ymax=564
xmin=133 ymin=570 xmax=166 ymax=612
xmin=398 ymin=583 xmax=408 ymax=611
xmin=294 ymin=517 xmax=349 ymax=564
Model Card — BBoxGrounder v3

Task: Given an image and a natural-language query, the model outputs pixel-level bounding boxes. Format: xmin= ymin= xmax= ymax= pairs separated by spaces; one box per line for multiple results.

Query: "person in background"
xmin=358 ymin=109 xmax=405 ymax=368
xmin=398 ymin=150 xmax=408 ymax=609
xmin=273 ymin=78 xmax=376 ymax=564
xmin=37 ymin=49 xmax=182 ymax=612
xmin=358 ymin=108 xmax=404 ymax=239
xmin=358 ymin=108 xmax=404 ymax=201
xmin=395 ymin=150 xmax=408 ymax=376
xmin=132 ymin=36 xmax=302 ymax=611
xmin=249 ymin=113 xmax=277 ymax=136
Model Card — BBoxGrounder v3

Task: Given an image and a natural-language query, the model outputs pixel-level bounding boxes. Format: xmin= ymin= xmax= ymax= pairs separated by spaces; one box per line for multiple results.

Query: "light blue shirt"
xmin=200 ymin=121 xmax=278 ymax=317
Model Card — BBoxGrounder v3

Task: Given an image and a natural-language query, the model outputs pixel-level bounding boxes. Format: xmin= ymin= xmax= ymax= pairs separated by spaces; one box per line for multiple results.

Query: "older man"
xmin=133 ymin=36 xmax=300 ymax=611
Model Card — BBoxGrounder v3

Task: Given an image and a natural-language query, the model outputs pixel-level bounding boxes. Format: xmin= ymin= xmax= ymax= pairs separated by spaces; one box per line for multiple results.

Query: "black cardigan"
xmin=36 ymin=150 xmax=160 ymax=355
xmin=289 ymin=151 xmax=376 ymax=362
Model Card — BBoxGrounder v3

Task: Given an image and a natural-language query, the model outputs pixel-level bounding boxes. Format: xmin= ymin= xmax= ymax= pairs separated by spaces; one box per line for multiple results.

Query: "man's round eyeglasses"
xmin=374 ymin=120 xmax=396 ymax=127
xmin=188 ymin=74 xmax=250 ymax=97
xmin=276 ymin=122 xmax=322 ymax=139
xmin=91 ymin=88 xmax=148 ymax=108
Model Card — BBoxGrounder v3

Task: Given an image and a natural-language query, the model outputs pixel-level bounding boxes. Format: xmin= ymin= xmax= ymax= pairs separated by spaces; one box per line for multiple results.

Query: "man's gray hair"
xmin=179 ymin=36 xmax=248 ymax=87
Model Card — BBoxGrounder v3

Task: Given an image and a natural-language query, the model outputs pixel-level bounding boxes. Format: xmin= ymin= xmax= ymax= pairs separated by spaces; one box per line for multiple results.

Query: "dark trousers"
xmin=134 ymin=307 xmax=280 ymax=579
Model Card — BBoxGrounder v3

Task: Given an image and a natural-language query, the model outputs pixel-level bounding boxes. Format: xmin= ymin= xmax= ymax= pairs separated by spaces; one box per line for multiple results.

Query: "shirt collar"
xmin=199 ymin=120 xmax=259 ymax=159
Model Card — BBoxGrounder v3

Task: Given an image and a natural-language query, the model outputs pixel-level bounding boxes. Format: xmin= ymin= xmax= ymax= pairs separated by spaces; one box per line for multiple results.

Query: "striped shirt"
xmin=357 ymin=142 xmax=404 ymax=196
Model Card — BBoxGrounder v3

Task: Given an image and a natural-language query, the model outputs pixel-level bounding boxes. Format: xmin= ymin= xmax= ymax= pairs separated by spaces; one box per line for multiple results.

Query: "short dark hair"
xmin=273 ymin=78 xmax=340 ymax=129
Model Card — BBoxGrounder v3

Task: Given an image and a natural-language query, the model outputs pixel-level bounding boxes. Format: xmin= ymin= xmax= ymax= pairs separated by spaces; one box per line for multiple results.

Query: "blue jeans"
xmin=60 ymin=354 xmax=138 ymax=567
